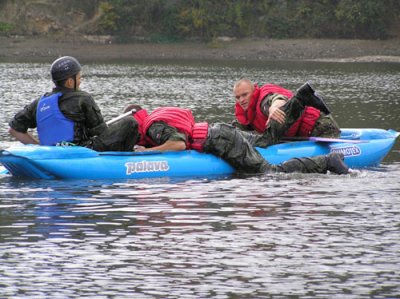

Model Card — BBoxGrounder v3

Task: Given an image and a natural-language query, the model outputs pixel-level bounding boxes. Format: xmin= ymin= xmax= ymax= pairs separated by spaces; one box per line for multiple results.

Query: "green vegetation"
xmin=98 ymin=2 xmax=119 ymax=33
xmin=0 ymin=0 xmax=398 ymax=39
xmin=96 ymin=0 xmax=399 ymax=41
xmin=0 ymin=22 xmax=14 ymax=35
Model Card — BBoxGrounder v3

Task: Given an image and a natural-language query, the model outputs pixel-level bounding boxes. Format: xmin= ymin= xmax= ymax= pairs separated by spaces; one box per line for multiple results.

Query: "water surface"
xmin=0 ymin=60 xmax=399 ymax=298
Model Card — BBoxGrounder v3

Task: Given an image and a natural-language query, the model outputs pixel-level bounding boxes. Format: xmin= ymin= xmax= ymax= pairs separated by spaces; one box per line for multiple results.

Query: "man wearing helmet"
xmin=9 ymin=56 xmax=139 ymax=151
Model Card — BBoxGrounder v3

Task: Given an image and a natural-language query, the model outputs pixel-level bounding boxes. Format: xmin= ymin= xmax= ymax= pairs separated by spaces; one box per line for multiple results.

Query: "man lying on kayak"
xmin=123 ymin=103 xmax=349 ymax=175
xmin=232 ymin=79 xmax=340 ymax=139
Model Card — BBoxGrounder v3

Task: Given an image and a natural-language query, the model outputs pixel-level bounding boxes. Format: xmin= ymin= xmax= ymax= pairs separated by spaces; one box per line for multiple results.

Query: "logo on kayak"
xmin=330 ymin=145 xmax=361 ymax=157
xmin=125 ymin=160 xmax=170 ymax=174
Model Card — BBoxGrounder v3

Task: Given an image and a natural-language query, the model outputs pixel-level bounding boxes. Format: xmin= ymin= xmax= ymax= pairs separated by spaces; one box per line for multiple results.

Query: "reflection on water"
xmin=1 ymin=168 xmax=400 ymax=298
xmin=0 ymin=60 xmax=399 ymax=298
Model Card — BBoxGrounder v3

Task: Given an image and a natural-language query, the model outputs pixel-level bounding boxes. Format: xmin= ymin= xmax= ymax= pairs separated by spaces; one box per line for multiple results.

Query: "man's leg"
xmin=248 ymin=82 xmax=338 ymax=148
xmin=296 ymin=82 xmax=331 ymax=115
xmin=203 ymin=123 xmax=269 ymax=174
xmin=274 ymin=152 xmax=349 ymax=174
xmin=311 ymin=114 xmax=341 ymax=138
xmin=204 ymin=124 xmax=349 ymax=175
xmin=252 ymin=97 xmax=306 ymax=147
xmin=90 ymin=117 xmax=139 ymax=151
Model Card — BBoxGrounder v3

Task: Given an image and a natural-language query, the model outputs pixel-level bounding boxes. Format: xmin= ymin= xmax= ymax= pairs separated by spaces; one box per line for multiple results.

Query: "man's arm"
xmin=9 ymin=127 xmax=39 ymax=144
xmin=8 ymin=100 xmax=40 ymax=145
xmin=62 ymin=91 xmax=106 ymax=137
xmin=261 ymin=94 xmax=289 ymax=125
xmin=135 ymin=140 xmax=186 ymax=152
xmin=134 ymin=121 xmax=188 ymax=152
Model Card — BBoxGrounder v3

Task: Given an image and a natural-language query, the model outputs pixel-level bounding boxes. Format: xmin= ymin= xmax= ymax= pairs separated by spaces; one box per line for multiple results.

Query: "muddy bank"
xmin=1 ymin=36 xmax=400 ymax=63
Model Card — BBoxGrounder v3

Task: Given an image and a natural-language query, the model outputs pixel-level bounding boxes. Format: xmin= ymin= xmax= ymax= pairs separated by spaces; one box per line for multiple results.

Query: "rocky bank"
xmin=1 ymin=35 xmax=400 ymax=63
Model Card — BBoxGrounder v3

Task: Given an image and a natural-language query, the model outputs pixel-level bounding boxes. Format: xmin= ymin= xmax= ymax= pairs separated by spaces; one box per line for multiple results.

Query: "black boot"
xmin=295 ymin=82 xmax=331 ymax=115
xmin=326 ymin=152 xmax=349 ymax=174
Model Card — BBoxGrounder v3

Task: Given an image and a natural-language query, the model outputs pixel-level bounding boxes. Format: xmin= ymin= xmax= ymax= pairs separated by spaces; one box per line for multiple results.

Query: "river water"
xmin=0 ymin=60 xmax=399 ymax=298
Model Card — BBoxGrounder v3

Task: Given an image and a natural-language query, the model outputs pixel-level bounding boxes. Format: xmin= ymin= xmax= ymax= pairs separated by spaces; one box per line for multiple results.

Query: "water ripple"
xmin=1 ymin=61 xmax=400 ymax=298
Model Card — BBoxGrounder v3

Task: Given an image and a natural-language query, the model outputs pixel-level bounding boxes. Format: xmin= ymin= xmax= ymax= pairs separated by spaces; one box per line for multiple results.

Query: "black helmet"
xmin=50 ymin=56 xmax=82 ymax=82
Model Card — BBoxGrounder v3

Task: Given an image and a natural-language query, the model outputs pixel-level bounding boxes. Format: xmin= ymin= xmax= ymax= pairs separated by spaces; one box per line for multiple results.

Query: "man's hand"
xmin=9 ymin=128 xmax=39 ymax=145
xmin=268 ymin=106 xmax=286 ymax=124
xmin=134 ymin=140 xmax=186 ymax=152
xmin=134 ymin=145 xmax=147 ymax=152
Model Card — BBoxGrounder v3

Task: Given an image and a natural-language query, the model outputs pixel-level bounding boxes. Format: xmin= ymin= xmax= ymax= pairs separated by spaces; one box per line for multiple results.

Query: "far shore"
xmin=1 ymin=35 xmax=400 ymax=63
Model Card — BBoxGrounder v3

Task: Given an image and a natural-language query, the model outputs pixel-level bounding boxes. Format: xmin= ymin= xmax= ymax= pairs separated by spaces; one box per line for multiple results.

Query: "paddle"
xmin=106 ymin=109 xmax=136 ymax=126
xmin=281 ymin=136 xmax=368 ymax=143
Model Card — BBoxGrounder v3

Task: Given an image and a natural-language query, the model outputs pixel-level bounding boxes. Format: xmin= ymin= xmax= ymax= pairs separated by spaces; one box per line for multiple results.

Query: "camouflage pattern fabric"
xmin=146 ymin=121 xmax=187 ymax=145
xmin=310 ymin=113 xmax=341 ymax=138
xmin=274 ymin=155 xmax=328 ymax=173
xmin=203 ymin=123 xmax=269 ymax=173
xmin=204 ymin=123 xmax=330 ymax=174
xmin=253 ymin=96 xmax=305 ymax=147
xmin=144 ymin=119 xmax=332 ymax=175
xmin=262 ymin=93 xmax=341 ymax=138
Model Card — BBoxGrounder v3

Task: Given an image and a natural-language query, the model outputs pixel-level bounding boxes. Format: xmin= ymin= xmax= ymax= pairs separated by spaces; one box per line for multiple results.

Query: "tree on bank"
xmin=0 ymin=0 xmax=399 ymax=40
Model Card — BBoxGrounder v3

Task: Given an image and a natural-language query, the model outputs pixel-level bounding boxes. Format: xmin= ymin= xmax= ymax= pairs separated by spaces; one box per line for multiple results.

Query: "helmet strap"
xmin=73 ymin=74 xmax=77 ymax=90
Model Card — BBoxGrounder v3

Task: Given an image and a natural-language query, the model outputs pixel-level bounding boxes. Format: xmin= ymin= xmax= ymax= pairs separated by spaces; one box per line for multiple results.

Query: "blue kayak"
xmin=0 ymin=128 xmax=398 ymax=180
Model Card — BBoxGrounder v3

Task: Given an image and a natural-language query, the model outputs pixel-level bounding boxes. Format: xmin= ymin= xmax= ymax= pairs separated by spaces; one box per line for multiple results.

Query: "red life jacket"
xmin=285 ymin=106 xmax=320 ymax=137
xmin=234 ymin=84 xmax=320 ymax=137
xmin=142 ymin=107 xmax=209 ymax=150
xmin=132 ymin=109 xmax=150 ymax=145
xmin=191 ymin=122 xmax=209 ymax=151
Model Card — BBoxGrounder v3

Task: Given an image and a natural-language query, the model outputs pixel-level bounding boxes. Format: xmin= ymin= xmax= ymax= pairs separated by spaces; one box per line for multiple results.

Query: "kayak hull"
xmin=0 ymin=128 xmax=398 ymax=180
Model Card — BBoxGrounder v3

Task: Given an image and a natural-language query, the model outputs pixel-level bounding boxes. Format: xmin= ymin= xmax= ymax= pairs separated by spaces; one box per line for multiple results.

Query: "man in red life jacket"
xmin=232 ymin=79 xmax=341 ymax=139
xmin=124 ymin=105 xmax=349 ymax=175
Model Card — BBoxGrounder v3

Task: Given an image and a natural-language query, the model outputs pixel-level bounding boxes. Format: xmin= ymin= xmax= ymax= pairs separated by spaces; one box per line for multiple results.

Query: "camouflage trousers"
xmin=79 ymin=116 xmax=139 ymax=152
xmin=203 ymin=123 xmax=330 ymax=174
xmin=311 ymin=113 xmax=340 ymax=138
xmin=249 ymin=96 xmax=306 ymax=148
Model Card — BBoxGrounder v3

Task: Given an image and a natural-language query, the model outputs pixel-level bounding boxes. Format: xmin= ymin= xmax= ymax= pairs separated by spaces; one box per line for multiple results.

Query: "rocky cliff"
xmin=0 ymin=0 xmax=100 ymax=35
xmin=1 ymin=0 xmax=399 ymax=40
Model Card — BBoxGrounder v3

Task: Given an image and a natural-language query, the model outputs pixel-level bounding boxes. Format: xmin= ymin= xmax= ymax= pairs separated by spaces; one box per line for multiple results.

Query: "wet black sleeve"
xmin=8 ymin=98 xmax=40 ymax=133
xmin=60 ymin=90 xmax=106 ymax=137
xmin=81 ymin=94 xmax=105 ymax=133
